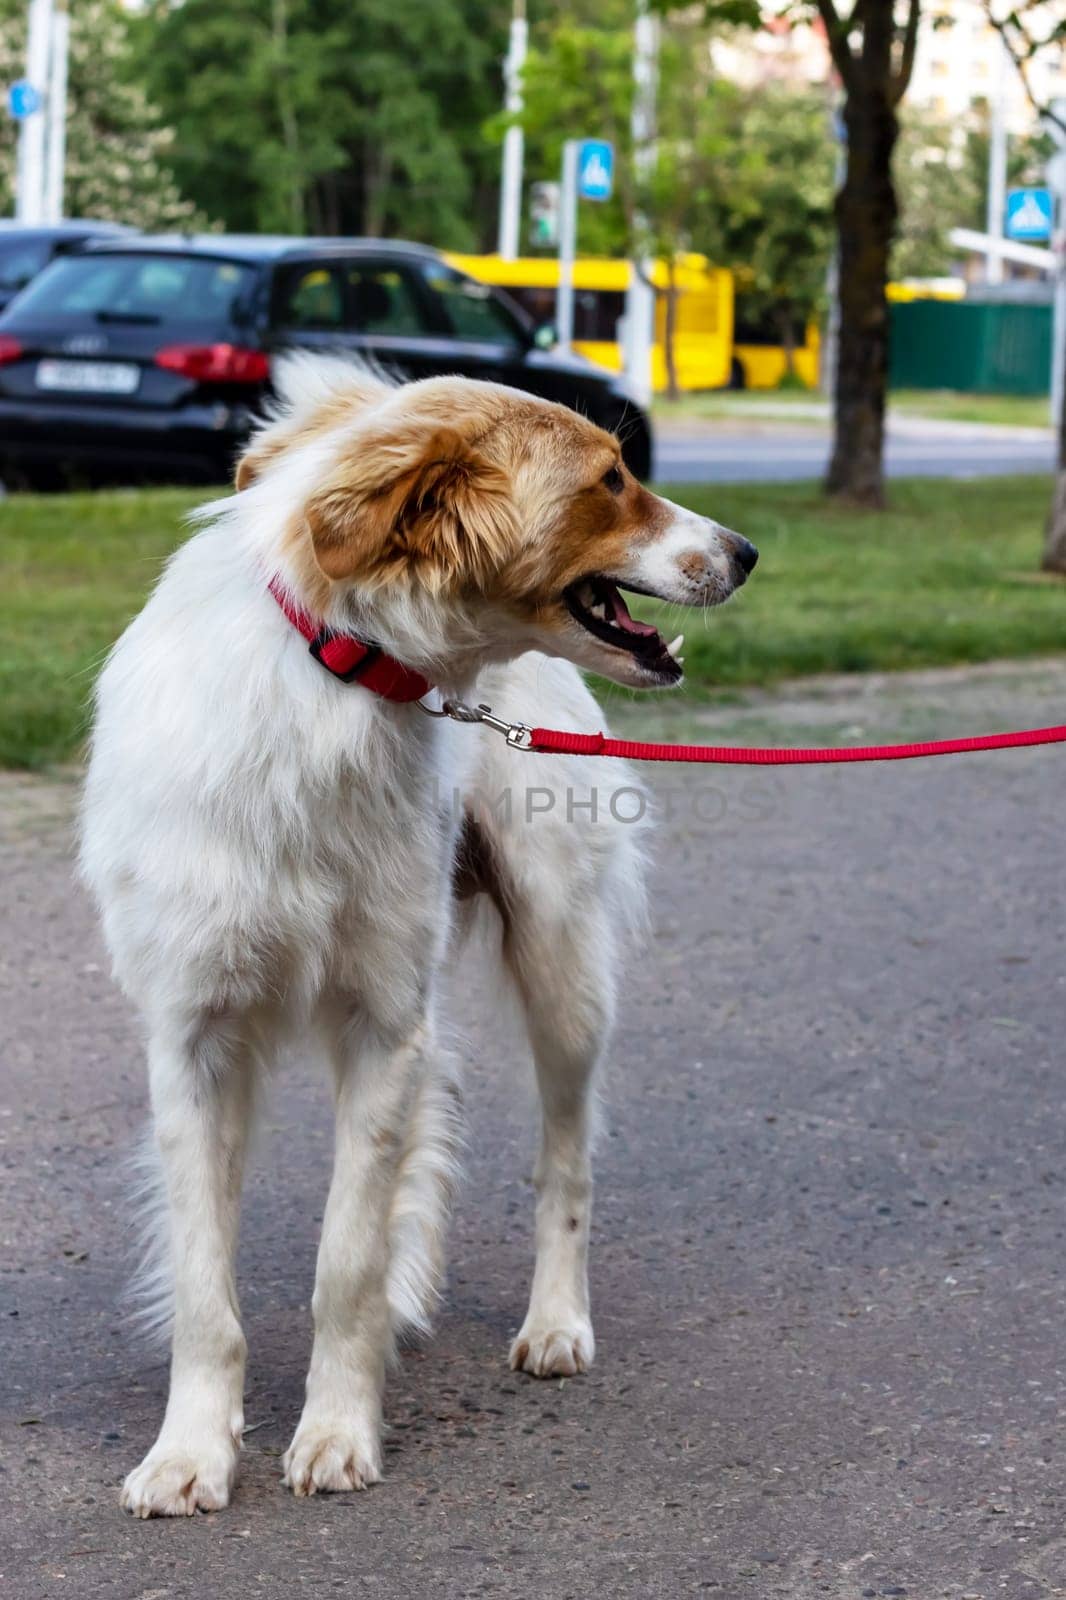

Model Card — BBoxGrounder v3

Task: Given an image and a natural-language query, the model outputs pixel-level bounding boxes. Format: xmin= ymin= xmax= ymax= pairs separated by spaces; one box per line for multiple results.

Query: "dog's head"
xmin=239 ymin=359 xmax=757 ymax=689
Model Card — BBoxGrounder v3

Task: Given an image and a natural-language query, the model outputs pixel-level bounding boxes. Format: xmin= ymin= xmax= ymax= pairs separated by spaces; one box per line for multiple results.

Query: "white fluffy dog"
xmin=79 ymin=356 xmax=757 ymax=1516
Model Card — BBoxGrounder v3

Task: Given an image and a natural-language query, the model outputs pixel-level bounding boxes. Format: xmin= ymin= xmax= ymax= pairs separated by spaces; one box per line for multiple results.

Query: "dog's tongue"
xmin=607 ymin=582 xmax=659 ymax=638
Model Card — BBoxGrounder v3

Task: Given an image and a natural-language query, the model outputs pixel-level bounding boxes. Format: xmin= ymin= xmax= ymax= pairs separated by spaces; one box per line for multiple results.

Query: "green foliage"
xmin=894 ymin=107 xmax=1052 ymax=278
xmin=0 ymin=0 xmax=204 ymax=228
xmin=133 ymin=0 xmax=509 ymax=244
xmin=509 ymin=18 xmax=833 ymax=338
xmin=2 ymin=475 xmax=1060 ymax=769
xmin=704 ymin=86 xmax=835 ymax=331
xmin=489 ymin=21 xmax=634 ymax=257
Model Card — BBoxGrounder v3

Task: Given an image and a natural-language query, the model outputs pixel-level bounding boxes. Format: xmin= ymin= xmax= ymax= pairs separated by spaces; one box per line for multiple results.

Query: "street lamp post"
xmin=44 ymin=0 xmax=68 ymax=226
xmin=497 ymin=0 xmax=527 ymax=261
xmin=15 ymin=0 xmax=53 ymax=224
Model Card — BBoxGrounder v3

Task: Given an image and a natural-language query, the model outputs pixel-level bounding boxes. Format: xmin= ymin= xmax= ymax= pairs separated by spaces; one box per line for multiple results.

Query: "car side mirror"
xmin=532 ymin=322 xmax=557 ymax=351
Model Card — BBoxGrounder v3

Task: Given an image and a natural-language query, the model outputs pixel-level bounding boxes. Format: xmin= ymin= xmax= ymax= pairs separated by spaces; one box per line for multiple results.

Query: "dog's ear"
xmin=235 ymin=441 xmax=274 ymax=491
xmin=304 ymin=424 xmax=519 ymax=590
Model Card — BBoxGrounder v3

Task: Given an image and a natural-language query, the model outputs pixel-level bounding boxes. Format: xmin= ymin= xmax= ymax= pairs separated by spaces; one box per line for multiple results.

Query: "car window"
xmin=421 ymin=263 xmax=526 ymax=349
xmin=274 ymin=264 xmax=344 ymax=330
xmin=9 ymin=253 xmax=257 ymax=323
xmin=0 ymin=237 xmax=52 ymax=294
xmin=343 ymin=265 xmax=427 ymax=336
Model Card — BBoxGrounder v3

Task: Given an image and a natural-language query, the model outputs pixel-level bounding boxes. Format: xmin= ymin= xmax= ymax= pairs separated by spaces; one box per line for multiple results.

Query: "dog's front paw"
xmin=121 ymin=1437 xmax=239 ymax=1517
xmin=283 ymin=1419 xmax=383 ymax=1497
xmin=509 ymin=1317 xmax=594 ymax=1378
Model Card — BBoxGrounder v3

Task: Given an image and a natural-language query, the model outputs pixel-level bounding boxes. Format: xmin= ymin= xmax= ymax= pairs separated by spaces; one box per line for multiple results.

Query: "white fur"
xmin=80 ymin=357 xmax=651 ymax=1516
xmin=625 ymin=496 xmax=736 ymax=602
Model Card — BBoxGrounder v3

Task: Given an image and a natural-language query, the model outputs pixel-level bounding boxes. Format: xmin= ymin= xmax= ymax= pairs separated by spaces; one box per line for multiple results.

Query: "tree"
xmin=706 ymin=87 xmax=835 ymax=377
xmin=893 ymin=108 xmax=1050 ymax=279
xmin=0 ymin=0 xmax=204 ymax=229
xmin=508 ymin=16 xmax=833 ymax=397
xmin=133 ymin=0 xmax=509 ymax=245
xmin=784 ymin=1 xmax=924 ymax=507
xmin=981 ymin=0 xmax=1066 ymax=573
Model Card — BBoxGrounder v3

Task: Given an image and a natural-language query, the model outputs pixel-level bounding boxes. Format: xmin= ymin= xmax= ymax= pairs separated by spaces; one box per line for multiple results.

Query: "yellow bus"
xmin=447 ymin=252 xmax=845 ymax=392
xmin=731 ymin=294 xmax=820 ymax=390
xmin=445 ymin=252 xmax=735 ymax=392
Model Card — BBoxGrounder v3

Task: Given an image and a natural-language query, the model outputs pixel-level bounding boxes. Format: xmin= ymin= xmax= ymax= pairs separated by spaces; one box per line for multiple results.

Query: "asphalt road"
xmin=654 ymin=416 xmax=1057 ymax=484
xmin=3 ymin=663 xmax=1066 ymax=1600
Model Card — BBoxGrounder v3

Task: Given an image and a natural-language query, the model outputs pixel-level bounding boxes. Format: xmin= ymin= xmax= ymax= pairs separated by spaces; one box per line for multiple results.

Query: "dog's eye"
xmin=602 ymin=465 xmax=624 ymax=495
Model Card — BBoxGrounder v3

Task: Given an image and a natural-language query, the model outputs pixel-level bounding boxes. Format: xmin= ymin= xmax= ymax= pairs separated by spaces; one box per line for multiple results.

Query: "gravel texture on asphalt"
xmin=2 ymin=664 xmax=1065 ymax=1599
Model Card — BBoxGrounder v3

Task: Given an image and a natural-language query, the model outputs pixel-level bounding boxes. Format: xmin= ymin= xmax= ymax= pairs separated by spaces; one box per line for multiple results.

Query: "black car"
xmin=0 ymin=235 xmax=652 ymax=487
xmin=0 ymin=220 xmax=135 ymax=314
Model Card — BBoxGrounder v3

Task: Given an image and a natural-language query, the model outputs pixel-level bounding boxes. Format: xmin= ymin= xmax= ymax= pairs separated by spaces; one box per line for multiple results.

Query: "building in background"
xmin=711 ymin=2 xmax=1066 ymax=133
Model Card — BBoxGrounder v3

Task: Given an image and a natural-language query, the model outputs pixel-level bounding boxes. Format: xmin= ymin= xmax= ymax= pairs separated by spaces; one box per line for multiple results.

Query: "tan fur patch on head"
xmin=258 ymin=372 xmax=676 ymax=623
xmin=236 ymin=371 xmax=391 ymax=490
xmin=303 ymin=420 xmax=521 ymax=592
xmin=498 ymin=466 xmax=672 ymax=620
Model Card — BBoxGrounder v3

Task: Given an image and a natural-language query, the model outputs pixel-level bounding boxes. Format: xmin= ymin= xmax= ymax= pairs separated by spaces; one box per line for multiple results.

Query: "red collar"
xmin=268 ymin=576 xmax=433 ymax=703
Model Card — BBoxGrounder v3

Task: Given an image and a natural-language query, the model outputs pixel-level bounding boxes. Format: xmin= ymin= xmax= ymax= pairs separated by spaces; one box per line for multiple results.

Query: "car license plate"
xmin=35 ymin=359 xmax=140 ymax=395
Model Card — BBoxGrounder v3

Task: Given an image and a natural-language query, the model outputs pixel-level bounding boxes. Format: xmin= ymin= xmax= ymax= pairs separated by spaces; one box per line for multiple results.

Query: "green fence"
xmin=889 ymin=300 xmax=1051 ymax=395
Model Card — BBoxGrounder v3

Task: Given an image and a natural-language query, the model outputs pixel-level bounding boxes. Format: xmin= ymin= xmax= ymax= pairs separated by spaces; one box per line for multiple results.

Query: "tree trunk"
xmin=1043 ymin=370 xmax=1066 ymax=573
xmin=663 ymin=261 xmax=680 ymax=402
xmin=825 ymin=60 xmax=899 ymax=506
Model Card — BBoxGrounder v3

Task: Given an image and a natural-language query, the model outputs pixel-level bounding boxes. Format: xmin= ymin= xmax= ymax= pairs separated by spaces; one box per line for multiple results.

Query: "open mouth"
xmin=563 ymin=575 xmax=683 ymax=684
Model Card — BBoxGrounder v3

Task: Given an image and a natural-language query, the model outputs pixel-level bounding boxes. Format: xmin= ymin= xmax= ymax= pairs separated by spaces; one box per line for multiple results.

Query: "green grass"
xmin=653 ymin=390 xmax=825 ymax=423
xmin=638 ymin=476 xmax=1063 ymax=695
xmin=653 ymin=388 xmax=1053 ymax=429
xmin=2 ymin=486 xmax=205 ymax=770
xmin=888 ymin=390 xmax=1053 ymax=429
xmin=2 ymin=476 xmax=1063 ymax=770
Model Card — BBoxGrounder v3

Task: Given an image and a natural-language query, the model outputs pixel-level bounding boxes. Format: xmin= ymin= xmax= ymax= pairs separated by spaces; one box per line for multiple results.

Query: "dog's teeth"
xmin=667 ymin=634 xmax=684 ymax=659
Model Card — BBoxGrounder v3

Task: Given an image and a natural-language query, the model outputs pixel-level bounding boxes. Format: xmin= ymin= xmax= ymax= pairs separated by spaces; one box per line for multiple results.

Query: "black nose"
xmin=734 ymin=537 xmax=759 ymax=575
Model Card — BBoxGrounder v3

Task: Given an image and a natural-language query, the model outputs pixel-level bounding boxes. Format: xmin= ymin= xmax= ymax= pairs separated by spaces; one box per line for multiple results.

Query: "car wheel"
xmin=728 ymin=356 xmax=746 ymax=391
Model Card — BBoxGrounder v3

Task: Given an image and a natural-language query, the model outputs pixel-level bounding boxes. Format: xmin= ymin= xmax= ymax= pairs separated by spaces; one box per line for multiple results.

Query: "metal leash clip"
xmin=418 ymin=696 xmax=534 ymax=750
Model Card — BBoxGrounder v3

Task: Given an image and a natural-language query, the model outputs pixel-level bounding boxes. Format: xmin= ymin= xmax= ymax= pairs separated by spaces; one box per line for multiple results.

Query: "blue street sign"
xmin=1005 ymin=187 xmax=1053 ymax=242
xmin=577 ymin=140 xmax=613 ymax=203
xmin=7 ymin=79 xmax=41 ymax=120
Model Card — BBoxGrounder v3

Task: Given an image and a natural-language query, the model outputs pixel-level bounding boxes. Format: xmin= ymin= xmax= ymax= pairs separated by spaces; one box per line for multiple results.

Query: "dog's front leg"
xmin=121 ymin=1019 xmax=254 ymax=1517
xmin=283 ymin=1005 xmax=427 ymax=1497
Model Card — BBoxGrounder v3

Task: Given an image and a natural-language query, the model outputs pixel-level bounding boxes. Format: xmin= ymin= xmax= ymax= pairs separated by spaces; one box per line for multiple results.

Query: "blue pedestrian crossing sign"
xmin=1005 ymin=188 xmax=1053 ymax=242
xmin=577 ymin=140 xmax=613 ymax=203
xmin=8 ymin=80 xmax=41 ymax=120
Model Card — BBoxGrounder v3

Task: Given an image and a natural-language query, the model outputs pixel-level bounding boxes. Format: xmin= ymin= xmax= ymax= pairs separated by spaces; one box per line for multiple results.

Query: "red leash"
xmin=525 ymin=722 xmax=1066 ymax=765
xmin=421 ymin=700 xmax=1066 ymax=764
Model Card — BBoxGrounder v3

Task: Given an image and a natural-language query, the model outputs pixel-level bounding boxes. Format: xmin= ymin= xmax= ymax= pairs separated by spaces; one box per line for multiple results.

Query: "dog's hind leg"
xmin=462 ymin=658 xmax=647 ymax=1379
xmin=121 ymin=1013 xmax=256 ymax=1517
xmin=503 ymin=892 xmax=620 ymax=1379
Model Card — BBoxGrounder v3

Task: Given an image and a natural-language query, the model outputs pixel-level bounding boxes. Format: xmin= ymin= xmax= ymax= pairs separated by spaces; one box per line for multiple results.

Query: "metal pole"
xmin=556 ymin=139 xmax=578 ymax=351
xmin=986 ymin=33 xmax=1008 ymax=286
xmin=624 ymin=0 xmax=659 ymax=405
xmin=1047 ymin=107 xmax=1066 ymax=429
xmin=1053 ymin=248 xmax=1066 ymax=427
xmin=823 ymin=99 xmax=846 ymax=399
xmin=497 ymin=0 xmax=527 ymax=260
xmin=16 ymin=0 xmax=54 ymax=224
xmin=43 ymin=0 xmax=68 ymax=225
xmin=1050 ymin=161 xmax=1066 ymax=427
